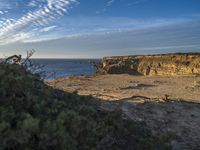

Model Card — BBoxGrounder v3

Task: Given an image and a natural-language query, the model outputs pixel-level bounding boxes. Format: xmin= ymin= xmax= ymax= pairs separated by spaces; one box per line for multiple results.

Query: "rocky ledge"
xmin=97 ymin=53 xmax=200 ymax=76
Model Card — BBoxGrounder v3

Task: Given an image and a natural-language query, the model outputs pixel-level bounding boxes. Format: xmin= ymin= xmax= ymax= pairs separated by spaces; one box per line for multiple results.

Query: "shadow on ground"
xmin=99 ymin=97 xmax=200 ymax=150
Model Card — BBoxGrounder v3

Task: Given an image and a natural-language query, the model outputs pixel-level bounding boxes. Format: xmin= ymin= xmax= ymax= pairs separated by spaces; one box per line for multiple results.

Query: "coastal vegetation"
xmin=0 ymin=59 xmax=172 ymax=149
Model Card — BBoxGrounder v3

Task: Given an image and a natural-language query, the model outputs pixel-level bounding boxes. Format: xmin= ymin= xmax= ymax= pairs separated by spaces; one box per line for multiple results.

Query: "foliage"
xmin=0 ymin=63 xmax=172 ymax=150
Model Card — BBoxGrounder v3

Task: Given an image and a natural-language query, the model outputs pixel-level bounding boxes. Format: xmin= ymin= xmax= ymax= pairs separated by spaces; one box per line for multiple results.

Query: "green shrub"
xmin=0 ymin=63 xmax=171 ymax=150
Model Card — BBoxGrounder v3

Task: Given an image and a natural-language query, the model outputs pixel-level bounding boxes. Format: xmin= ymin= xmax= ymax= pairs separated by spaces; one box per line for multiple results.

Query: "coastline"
xmin=47 ymin=53 xmax=200 ymax=102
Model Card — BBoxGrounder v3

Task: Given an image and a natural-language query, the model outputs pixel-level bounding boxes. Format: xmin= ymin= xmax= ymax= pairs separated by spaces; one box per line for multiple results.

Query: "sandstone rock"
xmin=97 ymin=53 xmax=200 ymax=76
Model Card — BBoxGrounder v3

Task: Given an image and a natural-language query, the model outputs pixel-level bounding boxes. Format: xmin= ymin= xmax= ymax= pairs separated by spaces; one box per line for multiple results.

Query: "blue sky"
xmin=0 ymin=0 xmax=200 ymax=58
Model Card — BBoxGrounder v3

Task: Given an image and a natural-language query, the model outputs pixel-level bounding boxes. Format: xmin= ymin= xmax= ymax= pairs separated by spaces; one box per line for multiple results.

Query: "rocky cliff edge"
xmin=97 ymin=53 xmax=200 ymax=76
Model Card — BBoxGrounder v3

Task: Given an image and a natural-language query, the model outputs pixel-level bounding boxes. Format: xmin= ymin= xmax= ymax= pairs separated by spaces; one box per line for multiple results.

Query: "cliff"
xmin=97 ymin=53 xmax=200 ymax=76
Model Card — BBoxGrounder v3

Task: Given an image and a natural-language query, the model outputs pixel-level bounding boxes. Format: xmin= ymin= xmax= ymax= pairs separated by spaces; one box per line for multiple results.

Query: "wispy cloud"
xmin=0 ymin=0 xmax=77 ymax=45
xmin=39 ymin=25 xmax=57 ymax=32
xmin=1 ymin=18 xmax=199 ymax=58
xmin=35 ymin=16 xmax=197 ymax=37
xmin=126 ymin=0 xmax=147 ymax=6
xmin=106 ymin=0 xmax=115 ymax=7
xmin=96 ymin=0 xmax=115 ymax=14
xmin=0 ymin=10 xmax=7 ymax=15
xmin=28 ymin=0 xmax=43 ymax=7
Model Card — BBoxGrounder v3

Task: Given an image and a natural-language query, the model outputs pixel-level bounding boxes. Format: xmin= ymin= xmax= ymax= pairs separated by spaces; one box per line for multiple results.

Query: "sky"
xmin=0 ymin=0 xmax=200 ymax=58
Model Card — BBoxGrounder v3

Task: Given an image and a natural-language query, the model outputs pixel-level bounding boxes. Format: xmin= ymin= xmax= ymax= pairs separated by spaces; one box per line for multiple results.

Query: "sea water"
xmin=31 ymin=59 xmax=100 ymax=80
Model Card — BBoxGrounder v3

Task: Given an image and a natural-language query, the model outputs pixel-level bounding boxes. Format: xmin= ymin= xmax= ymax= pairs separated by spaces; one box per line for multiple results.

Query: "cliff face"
xmin=97 ymin=53 xmax=200 ymax=76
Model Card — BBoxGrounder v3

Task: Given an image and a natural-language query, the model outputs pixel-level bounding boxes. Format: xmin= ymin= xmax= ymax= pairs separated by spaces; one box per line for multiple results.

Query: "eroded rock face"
xmin=97 ymin=53 xmax=200 ymax=76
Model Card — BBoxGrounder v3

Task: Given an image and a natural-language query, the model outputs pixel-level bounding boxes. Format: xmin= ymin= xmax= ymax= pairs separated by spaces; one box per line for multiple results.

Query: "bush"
xmin=0 ymin=63 xmax=171 ymax=150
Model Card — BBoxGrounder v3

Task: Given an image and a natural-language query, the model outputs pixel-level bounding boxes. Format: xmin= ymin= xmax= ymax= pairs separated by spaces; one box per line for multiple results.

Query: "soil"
xmin=48 ymin=74 xmax=200 ymax=102
xmin=47 ymin=74 xmax=200 ymax=149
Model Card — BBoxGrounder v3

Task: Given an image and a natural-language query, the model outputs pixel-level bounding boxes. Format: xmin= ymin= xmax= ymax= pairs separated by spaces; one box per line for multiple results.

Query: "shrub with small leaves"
xmin=0 ymin=63 xmax=172 ymax=150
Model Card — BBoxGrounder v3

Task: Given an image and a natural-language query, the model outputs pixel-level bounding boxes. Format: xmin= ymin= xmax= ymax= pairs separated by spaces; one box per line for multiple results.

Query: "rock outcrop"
xmin=97 ymin=53 xmax=200 ymax=76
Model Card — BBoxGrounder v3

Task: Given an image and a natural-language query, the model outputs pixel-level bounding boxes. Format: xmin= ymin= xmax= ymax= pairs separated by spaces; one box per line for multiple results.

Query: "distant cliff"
xmin=97 ymin=53 xmax=200 ymax=76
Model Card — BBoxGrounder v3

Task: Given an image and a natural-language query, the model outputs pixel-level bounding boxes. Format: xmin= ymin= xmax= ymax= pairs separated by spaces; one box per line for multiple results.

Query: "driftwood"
xmin=5 ymin=55 xmax=22 ymax=64
xmin=4 ymin=49 xmax=35 ymax=66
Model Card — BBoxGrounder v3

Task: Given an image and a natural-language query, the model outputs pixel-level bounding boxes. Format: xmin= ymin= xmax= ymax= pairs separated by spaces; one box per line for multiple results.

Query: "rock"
xmin=97 ymin=53 xmax=200 ymax=76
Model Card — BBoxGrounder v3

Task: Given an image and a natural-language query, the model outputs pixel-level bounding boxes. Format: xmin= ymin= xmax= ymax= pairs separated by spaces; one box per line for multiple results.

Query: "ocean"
xmin=31 ymin=59 xmax=100 ymax=80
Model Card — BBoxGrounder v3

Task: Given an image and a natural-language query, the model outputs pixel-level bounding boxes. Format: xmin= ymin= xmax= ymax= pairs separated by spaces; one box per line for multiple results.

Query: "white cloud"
xmin=2 ymin=19 xmax=199 ymax=58
xmin=106 ymin=0 xmax=115 ymax=7
xmin=0 ymin=32 xmax=32 ymax=45
xmin=0 ymin=0 xmax=77 ymax=45
xmin=40 ymin=25 xmax=57 ymax=32
xmin=96 ymin=0 xmax=115 ymax=14
xmin=28 ymin=0 xmax=42 ymax=7
xmin=0 ymin=10 xmax=8 ymax=15
xmin=126 ymin=0 xmax=147 ymax=6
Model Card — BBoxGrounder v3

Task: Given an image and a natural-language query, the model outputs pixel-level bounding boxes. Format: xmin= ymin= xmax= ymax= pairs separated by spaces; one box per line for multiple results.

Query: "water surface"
xmin=32 ymin=59 xmax=100 ymax=80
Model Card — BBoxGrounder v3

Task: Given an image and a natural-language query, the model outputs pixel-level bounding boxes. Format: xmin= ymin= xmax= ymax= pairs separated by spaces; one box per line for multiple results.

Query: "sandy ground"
xmin=48 ymin=74 xmax=200 ymax=102
xmin=47 ymin=74 xmax=200 ymax=149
